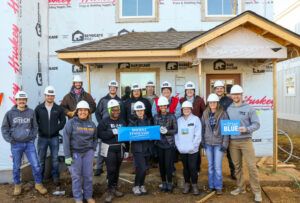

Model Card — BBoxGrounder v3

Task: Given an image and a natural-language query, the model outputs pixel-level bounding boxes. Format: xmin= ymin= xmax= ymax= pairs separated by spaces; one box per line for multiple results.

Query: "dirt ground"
xmin=278 ymin=133 xmax=300 ymax=170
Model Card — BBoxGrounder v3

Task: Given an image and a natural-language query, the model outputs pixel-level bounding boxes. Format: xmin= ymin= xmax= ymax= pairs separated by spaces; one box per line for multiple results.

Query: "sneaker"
xmin=230 ymin=188 xmax=246 ymax=196
xmin=216 ymin=189 xmax=222 ymax=195
xmin=182 ymin=183 xmax=190 ymax=194
xmin=13 ymin=184 xmax=22 ymax=196
xmin=160 ymin=182 xmax=167 ymax=192
xmin=94 ymin=168 xmax=103 ymax=176
xmin=167 ymin=183 xmax=173 ymax=193
xmin=112 ymin=187 xmax=124 ymax=197
xmin=132 ymin=186 xmax=142 ymax=196
xmin=140 ymin=185 xmax=147 ymax=195
xmin=105 ymin=190 xmax=114 ymax=203
xmin=35 ymin=183 xmax=48 ymax=195
xmin=254 ymin=192 xmax=262 ymax=202
xmin=192 ymin=184 xmax=200 ymax=195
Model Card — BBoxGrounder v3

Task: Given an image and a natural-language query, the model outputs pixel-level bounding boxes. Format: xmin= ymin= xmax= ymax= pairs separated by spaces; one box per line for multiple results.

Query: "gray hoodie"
xmin=1 ymin=106 xmax=38 ymax=143
xmin=63 ymin=117 xmax=97 ymax=158
xmin=227 ymin=102 xmax=260 ymax=140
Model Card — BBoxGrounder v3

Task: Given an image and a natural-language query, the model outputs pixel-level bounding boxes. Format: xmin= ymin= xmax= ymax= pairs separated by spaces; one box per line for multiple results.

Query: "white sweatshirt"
xmin=175 ymin=114 xmax=202 ymax=154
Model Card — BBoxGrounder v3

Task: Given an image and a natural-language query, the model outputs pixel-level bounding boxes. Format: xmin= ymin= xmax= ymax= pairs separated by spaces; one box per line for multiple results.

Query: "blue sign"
xmin=118 ymin=125 xmax=161 ymax=142
xmin=221 ymin=120 xmax=240 ymax=136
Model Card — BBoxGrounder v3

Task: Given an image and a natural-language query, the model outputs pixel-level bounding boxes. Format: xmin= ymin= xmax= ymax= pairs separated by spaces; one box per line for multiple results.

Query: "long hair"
xmin=75 ymin=108 xmax=91 ymax=120
xmin=203 ymin=102 xmax=224 ymax=120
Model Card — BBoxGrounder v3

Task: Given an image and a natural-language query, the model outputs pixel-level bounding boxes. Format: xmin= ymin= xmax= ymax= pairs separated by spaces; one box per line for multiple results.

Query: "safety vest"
xmin=154 ymin=96 xmax=179 ymax=114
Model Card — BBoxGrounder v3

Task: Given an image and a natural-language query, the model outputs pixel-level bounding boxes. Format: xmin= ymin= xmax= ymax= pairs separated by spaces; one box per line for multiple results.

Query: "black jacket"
xmin=219 ymin=95 xmax=233 ymax=111
xmin=124 ymin=97 xmax=152 ymax=125
xmin=128 ymin=116 xmax=153 ymax=154
xmin=35 ymin=102 xmax=66 ymax=138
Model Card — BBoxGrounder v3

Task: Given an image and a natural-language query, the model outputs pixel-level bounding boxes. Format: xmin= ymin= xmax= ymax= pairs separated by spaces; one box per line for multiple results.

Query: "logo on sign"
xmin=221 ymin=120 xmax=240 ymax=136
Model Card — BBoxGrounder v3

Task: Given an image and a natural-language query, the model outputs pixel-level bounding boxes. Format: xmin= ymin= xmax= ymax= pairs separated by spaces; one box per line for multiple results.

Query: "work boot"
xmin=182 ymin=183 xmax=190 ymax=194
xmin=35 ymin=183 xmax=48 ymax=195
xmin=13 ymin=184 xmax=22 ymax=196
xmin=132 ymin=186 xmax=142 ymax=196
xmin=167 ymin=182 xmax=173 ymax=193
xmin=87 ymin=198 xmax=95 ymax=203
xmin=230 ymin=187 xmax=246 ymax=196
xmin=192 ymin=184 xmax=200 ymax=195
xmin=94 ymin=168 xmax=103 ymax=176
xmin=216 ymin=189 xmax=223 ymax=195
xmin=105 ymin=190 xmax=114 ymax=203
xmin=254 ymin=192 xmax=262 ymax=202
xmin=140 ymin=185 xmax=147 ymax=195
xmin=160 ymin=182 xmax=167 ymax=192
xmin=230 ymin=172 xmax=237 ymax=180
xmin=112 ymin=187 xmax=124 ymax=197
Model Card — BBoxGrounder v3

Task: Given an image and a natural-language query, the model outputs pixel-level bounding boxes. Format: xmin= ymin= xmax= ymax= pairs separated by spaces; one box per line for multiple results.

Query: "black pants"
xmin=196 ymin=149 xmax=202 ymax=172
xmin=227 ymin=148 xmax=235 ymax=175
xmin=105 ymin=147 xmax=123 ymax=189
xmin=133 ymin=152 xmax=149 ymax=186
xmin=158 ymin=147 xmax=174 ymax=183
xmin=181 ymin=152 xmax=199 ymax=184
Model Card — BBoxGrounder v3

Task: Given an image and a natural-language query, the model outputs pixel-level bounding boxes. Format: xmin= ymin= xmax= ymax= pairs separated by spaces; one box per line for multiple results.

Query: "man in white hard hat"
xmin=35 ymin=86 xmax=66 ymax=184
xmin=144 ymin=81 xmax=157 ymax=106
xmin=227 ymin=85 xmax=262 ymax=202
xmin=152 ymin=81 xmax=181 ymax=119
xmin=213 ymin=80 xmax=236 ymax=180
xmin=61 ymin=75 xmax=96 ymax=119
xmin=94 ymin=80 xmax=124 ymax=176
xmin=1 ymin=91 xmax=48 ymax=196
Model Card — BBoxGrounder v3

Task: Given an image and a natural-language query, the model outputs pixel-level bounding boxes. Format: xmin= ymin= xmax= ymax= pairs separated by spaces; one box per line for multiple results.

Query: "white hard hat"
xmin=184 ymin=81 xmax=196 ymax=90
xmin=131 ymin=83 xmax=141 ymax=90
xmin=134 ymin=101 xmax=145 ymax=111
xmin=230 ymin=85 xmax=244 ymax=94
xmin=213 ymin=80 xmax=224 ymax=88
xmin=76 ymin=100 xmax=90 ymax=110
xmin=107 ymin=99 xmax=120 ymax=109
xmin=161 ymin=81 xmax=172 ymax=89
xmin=182 ymin=101 xmax=193 ymax=109
xmin=158 ymin=96 xmax=169 ymax=106
xmin=207 ymin=93 xmax=220 ymax=102
xmin=108 ymin=80 xmax=118 ymax=87
xmin=73 ymin=75 xmax=83 ymax=83
xmin=15 ymin=91 xmax=28 ymax=99
xmin=146 ymin=81 xmax=155 ymax=87
xmin=44 ymin=86 xmax=55 ymax=96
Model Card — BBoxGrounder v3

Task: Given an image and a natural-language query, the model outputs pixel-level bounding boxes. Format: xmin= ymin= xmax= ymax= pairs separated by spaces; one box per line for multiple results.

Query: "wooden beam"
xmin=272 ymin=59 xmax=278 ymax=172
xmin=79 ymin=56 xmax=194 ymax=64
xmin=181 ymin=14 xmax=249 ymax=53
xmin=58 ymin=50 xmax=182 ymax=59
xmin=86 ymin=64 xmax=91 ymax=94
xmin=195 ymin=191 xmax=216 ymax=203
xmin=261 ymin=30 xmax=269 ymax=36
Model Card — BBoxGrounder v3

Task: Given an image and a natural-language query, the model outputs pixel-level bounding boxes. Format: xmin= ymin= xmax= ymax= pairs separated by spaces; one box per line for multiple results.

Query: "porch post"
xmin=272 ymin=59 xmax=278 ymax=172
xmin=86 ymin=64 xmax=91 ymax=94
xmin=197 ymin=60 xmax=203 ymax=97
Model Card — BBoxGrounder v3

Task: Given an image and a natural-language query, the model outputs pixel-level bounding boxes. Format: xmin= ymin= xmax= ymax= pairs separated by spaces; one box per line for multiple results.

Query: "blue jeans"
xmin=37 ymin=136 xmax=59 ymax=180
xmin=205 ymin=145 xmax=224 ymax=190
xmin=69 ymin=149 xmax=94 ymax=201
xmin=11 ymin=141 xmax=42 ymax=184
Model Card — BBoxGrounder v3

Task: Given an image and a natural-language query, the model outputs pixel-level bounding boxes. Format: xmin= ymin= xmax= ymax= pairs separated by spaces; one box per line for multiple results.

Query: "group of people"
xmin=1 ymin=74 xmax=262 ymax=203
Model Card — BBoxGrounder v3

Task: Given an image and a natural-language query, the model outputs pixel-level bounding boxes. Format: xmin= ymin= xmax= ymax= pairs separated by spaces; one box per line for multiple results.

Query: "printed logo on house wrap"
xmin=49 ymin=0 xmax=72 ymax=9
xmin=72 ymin=30 xmax=103 ymax=42
xmin=79 ymin=0 xmax=116 ymax=7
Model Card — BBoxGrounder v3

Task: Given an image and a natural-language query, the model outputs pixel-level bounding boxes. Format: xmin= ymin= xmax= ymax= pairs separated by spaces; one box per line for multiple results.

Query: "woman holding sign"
xmin=129 ymin=101 xmax=153 ymax=196
xmin=63 ymin=101 xmax=97 ymax=203
xmin=154 ymin=96 xmax=178 ymax=192
xmin=175 ymin=101 xmax=202 ymax=195
xmin=202 ymin=94 xmax=229 ymax=195
xmin=98 ymin=99 xmax=127 ymax=203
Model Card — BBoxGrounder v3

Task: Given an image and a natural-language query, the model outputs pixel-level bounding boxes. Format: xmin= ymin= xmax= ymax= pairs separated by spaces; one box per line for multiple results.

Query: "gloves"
xmin=123 ymin=152 xmax=129 ymax=159
xmin=67 ymin=111 xmax=75 ymax=118
xmin=160 ymin=126 xmax=168 ymax=134
xmin=112 ymin=128 xmax=118 ymax=135
xmin=65 ymin=157 xmax=73 ymax=166
xmin=220 ymin=146 xmax=227 ymax=153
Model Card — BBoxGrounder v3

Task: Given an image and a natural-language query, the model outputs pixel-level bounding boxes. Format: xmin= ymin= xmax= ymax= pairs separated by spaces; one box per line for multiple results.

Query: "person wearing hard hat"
xmin=144 ymin=80 xmax=157 ymax=106
xmin=213 ymin=80 xmax=236 ymax=180
xmin=61 ymin=75 xmax=96 ymax=119
xmin=1 ymin=91 xmax=48 ymax=196
xmin=129 ymin=101 xmax=153 ymax=196
xmin=227 ymin=85 xmax=262 ymax=202
xmin=180 ymin=81 xmax=206 ymax=174
xmin=63 ymin=100 xmax=97 ymax=203
xmin=175 ymin=101 xmax=202 ymax=195
xmin=98 ymin=99 xmax=127 ymax=203
xmin=35 ymin=86 xmax=66 ymax=184
xmin=202 ymin=93 xmax=229 ymax=195
xmin=94 ymin=80 xmax=124 ymax=176
xmin=124 ymin=83 xmax=152 ymax=125
xmin=152 ymin=81 xmax=181 ymax=119
xmin=153 ymin=96 xmax=178 ymax=193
